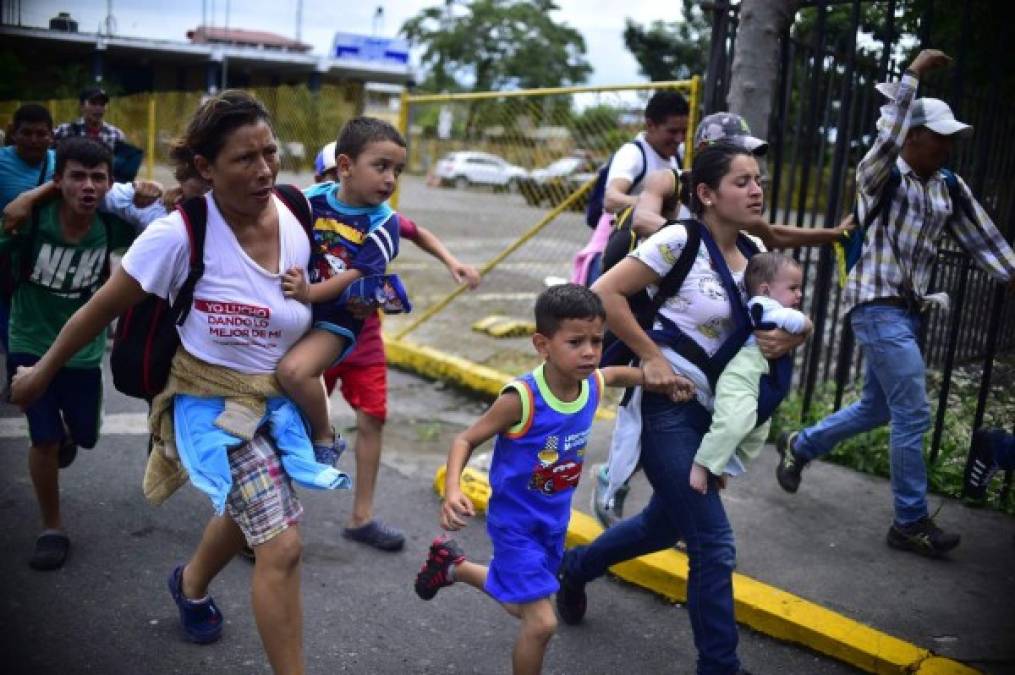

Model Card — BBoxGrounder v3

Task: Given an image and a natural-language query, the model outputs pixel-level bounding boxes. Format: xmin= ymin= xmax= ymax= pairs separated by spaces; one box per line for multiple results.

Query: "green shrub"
xmin=770 ymin=359 xmax=1015 ymax=516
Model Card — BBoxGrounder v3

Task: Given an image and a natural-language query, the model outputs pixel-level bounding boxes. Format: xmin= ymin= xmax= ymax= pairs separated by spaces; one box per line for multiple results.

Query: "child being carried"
xmin=690 ymin=252 xmax=812 ymax=493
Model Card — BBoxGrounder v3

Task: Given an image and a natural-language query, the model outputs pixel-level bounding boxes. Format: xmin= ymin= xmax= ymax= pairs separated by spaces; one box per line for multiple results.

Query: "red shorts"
xmin=324 ymin=361 xmax=387 ymax=423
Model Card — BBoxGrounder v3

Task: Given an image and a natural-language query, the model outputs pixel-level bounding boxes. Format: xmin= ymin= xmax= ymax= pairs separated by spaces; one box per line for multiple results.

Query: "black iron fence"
xmin=705 ymin=0 xmax=1015 ymax=472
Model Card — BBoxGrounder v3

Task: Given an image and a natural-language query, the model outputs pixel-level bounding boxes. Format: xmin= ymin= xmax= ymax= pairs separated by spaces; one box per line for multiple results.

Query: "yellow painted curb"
xmin=432 ymin=465 xmax=978 ymax=675
xmin=384 ymin=336 xmax=616 ymax=420
xmin=471 ymin=314 xmax=536 ymax=338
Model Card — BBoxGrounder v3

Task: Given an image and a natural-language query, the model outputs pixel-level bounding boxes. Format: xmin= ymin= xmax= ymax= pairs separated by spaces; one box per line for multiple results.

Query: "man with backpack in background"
xmin=572 ymin=90 xmax=688 ymax=287
xmin=775 ymin=49 xmax=1015 ymax=558
xmin=1 ymin=137 xmax=137 ymax=570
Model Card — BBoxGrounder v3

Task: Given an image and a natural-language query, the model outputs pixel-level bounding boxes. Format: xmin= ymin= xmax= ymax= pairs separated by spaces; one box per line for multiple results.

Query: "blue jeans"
xmin=564 ymin=394 xmax=739 ymax=675
xmin=795 ymin=304 xmax=931 ymax=525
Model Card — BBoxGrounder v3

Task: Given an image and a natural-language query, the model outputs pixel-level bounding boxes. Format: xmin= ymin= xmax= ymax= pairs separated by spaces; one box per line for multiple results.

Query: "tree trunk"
xmin=727 ymin=0 xmax=798 ymax=143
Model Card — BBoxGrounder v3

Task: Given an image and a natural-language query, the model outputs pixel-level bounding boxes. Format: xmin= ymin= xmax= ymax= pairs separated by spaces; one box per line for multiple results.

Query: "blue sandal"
xmin=29 ymin=532 xmax=70 ymax=571
xmin=167 ymin=565 xmax=223 ymax=644
xmin=343 ymin=520 xmax=405 ymax=552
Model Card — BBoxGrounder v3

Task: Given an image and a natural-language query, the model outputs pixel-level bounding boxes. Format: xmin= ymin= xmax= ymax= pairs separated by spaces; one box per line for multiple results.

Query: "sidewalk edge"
xmin=432 ymin=465 xmax=978 ymax=675
xmin=385 ymin=336 xmax=616 ymax=420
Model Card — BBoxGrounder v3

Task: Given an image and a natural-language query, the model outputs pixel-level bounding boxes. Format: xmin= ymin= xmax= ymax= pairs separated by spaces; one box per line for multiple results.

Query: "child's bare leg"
xmin=29 ymin=441 xmax=62 ymax=530
xmin=452 ymin=562 xmax=522 ymax=620
xmin=451 ymin=559 xmax=488 ymax=591
xmin=277 ymin=329 xmax=347 ymax=442
xmin=513 ymin=599 xmax=557 ymax=675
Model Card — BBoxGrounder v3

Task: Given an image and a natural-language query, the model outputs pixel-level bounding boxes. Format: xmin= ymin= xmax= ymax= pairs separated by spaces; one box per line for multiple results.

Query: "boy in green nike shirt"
xmin=1 ymin=137 xmax=137 ymax=571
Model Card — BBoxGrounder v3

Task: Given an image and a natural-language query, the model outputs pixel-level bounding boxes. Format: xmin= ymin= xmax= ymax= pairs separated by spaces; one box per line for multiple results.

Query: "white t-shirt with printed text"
xmin=121 ymin=192 xmax=312 ymax=375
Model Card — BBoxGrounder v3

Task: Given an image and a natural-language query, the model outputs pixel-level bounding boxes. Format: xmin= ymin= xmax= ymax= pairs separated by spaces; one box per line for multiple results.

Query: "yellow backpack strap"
xmin=613 ymin=205 xmax=634 ymax=231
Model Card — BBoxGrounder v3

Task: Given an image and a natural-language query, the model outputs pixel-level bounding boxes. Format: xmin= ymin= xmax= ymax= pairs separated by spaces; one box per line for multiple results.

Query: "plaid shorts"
xmin=225 ymin=433 xmax=304 ymax=546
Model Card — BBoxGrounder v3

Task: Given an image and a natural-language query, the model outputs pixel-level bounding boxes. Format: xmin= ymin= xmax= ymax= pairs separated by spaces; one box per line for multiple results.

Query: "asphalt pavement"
xmin=1 ymin=364 xmax=868 ymax=675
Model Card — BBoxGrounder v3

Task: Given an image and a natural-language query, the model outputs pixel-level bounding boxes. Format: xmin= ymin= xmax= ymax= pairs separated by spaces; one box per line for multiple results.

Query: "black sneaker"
xmin=886 ymin=517 xmax=960 ymax=558
xmin=57 ymin=436 xmax=78 ymax=469
xmin=962 ymin=429 xmax=998 ymax=504
xmin=414 ymin=536 xmax=465 ymax=600
xmin=58 ymin=420 xmax=77 ymax=469
xmin=775 ymin=431 xmax=808 ymax=493
xmin=555 ymin=554 xmax=587 ymax=625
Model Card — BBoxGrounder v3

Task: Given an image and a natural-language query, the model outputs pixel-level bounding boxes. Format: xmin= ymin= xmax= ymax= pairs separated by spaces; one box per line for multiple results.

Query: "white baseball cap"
xmin=910 ymin=97 xmax=973 ymax=137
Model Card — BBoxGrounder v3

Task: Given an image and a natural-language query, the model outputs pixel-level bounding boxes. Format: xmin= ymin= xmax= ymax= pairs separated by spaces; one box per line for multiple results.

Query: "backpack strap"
xmin=857 ymin=165 xmax=902 ymax=233
xmin=630 ymin=140 xmax=648 ymax=190
xmin=17 ymin=205 xmax=42 ymax=287
xmin=172 ymin=195 xmax=208 ymax=326
xmin=273 ymin=184 xmax=314 ymax=243
xmin=651 ymin=218 xmax=701 ymax=315
xmin=36 ymin=153 xmax=50 ymax=187
xmin=98 ymin=213 xmax=113 ymax=285
xmin=939 ymin=168 xmax=978 ymax=228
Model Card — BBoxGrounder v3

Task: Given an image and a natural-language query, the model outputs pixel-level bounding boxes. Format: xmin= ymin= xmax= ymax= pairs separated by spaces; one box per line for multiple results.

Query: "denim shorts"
xmin=311 ymin=303 xmax=362 ymax=366
xmin=7 ymin=352 xmax=102 ymax=448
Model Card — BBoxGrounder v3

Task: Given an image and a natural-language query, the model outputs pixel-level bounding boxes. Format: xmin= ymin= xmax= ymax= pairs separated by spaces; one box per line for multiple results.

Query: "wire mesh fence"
xmin=385 ymin=79 xmax=700 ymax=375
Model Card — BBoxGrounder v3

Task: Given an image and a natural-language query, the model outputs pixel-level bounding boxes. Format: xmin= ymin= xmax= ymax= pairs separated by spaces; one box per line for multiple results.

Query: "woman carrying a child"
xmin=11 ymin=90 xmax=342 ymax=674
xmin=556 ymin=142 xmax=807 ymax=675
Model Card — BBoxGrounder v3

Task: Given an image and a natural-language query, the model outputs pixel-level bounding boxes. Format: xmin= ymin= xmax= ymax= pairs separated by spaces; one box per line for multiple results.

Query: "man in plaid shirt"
xmin=53 ymin=88 xmax=126 ymax=151
xmin=775 ymin=49 xmax=1015 ymax=558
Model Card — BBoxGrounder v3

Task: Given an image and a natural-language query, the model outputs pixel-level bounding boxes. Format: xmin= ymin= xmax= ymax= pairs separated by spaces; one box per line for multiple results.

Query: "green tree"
xmin=400 ymin=0 xmax=592 ymax=93
xmin=622 ymin=0 xmax=710 ymax=82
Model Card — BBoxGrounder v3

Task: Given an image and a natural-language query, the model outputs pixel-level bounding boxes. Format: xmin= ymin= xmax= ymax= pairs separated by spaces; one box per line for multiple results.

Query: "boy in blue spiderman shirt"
xmin=414 ymin=284 xmax=692 ymax=675
xmin=279 ymin=117 xmax=408 ymax=462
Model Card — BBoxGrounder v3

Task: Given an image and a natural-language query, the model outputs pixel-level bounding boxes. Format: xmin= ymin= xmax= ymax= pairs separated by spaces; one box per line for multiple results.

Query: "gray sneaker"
xmin=592 ymin=464 xmax=629 ymax=528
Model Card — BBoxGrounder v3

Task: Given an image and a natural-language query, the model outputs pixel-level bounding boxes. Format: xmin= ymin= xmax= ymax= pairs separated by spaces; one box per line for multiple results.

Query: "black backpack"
xmin=584 ymin=140 xmax=647 ymax=228
xmin=110 ymin=184 xmax=313 ymax=400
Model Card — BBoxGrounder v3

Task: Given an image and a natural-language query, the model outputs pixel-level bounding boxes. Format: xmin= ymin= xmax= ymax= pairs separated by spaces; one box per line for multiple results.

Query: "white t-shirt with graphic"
xmin=605 ymin=132 xmax=679 ymax=198
xmin=121 ymin=192 xmax=312 ymax=375
xmin=630 ymin=222 xmax=762 ymax=407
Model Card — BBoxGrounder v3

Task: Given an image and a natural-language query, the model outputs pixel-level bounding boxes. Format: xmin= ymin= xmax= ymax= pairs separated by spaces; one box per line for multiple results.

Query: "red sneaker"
xmin=414 ymin=536 xmax=465 ymax=600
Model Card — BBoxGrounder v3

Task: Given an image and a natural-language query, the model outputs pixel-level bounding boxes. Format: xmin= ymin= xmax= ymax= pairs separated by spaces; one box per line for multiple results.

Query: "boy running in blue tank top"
xmin=414 ymin=283 xmax=693 ymax=675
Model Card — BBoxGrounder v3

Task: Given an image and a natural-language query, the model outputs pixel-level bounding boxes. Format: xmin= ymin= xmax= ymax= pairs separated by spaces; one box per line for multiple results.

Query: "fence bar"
xmin=768 ymin=27 xmax=792 ymax=225
xmin=144 ymin=95 xmax=156 ymax=181
xmin=928 ymin=260 xmax=970 ymax=465
xmin=390 ymin=88 xmax=411 ymax=211
xmin=970 ymin=284 xmax=1007 ymax=432
xmin=684 ymin=75 xmax=702 ymax=170
xmin=802 ymin=0 xmax=854 ymax=418
xmin=405 ymin=80 xmax=693 ymax=105
xmin=392 ymin=177 xmax=595 ymax=341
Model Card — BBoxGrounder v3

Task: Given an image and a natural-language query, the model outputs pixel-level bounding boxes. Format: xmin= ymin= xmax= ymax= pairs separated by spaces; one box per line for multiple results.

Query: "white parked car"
xmin=433 ymin=151 xmax=528 ymax=191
